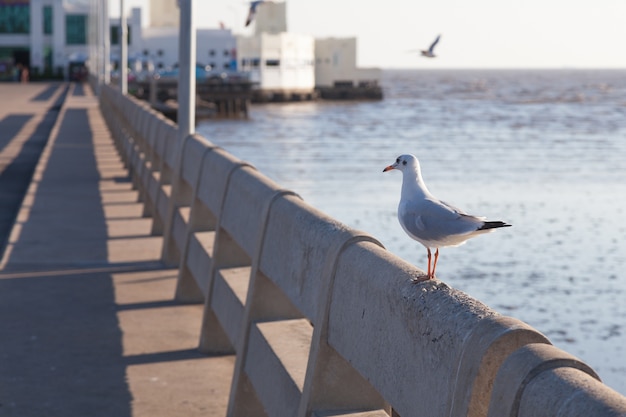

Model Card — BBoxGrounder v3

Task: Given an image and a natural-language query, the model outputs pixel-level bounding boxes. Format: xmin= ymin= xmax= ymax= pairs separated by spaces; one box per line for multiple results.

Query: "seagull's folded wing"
xmin=400 ymin=198 xmax=484 ymax=244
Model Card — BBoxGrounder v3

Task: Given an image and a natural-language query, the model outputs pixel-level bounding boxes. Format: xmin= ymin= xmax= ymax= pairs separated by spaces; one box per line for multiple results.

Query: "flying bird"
xmin=245 ymin=0 xmax=265 ymax=27
xmin=420 ymin=34 xmax=441 ymax=58
xmin=383 ymin=154 xmax=511 ymax=279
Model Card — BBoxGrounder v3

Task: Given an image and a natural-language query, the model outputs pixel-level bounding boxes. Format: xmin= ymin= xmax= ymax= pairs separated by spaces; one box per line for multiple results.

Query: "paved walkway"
xmin=0 ymin=83 xmax=234 ymax=416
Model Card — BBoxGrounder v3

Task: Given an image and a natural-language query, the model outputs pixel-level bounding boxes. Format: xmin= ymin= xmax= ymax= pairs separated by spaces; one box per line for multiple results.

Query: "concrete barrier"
xmin=488 ymin=343 xmax=626 ymax=417
xmin=99 ymin=84 xmax=626 ymax=417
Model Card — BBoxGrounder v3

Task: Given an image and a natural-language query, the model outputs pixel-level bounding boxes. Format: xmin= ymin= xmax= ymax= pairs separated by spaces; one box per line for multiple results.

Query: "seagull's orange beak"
xmin=383 ymin=165 xmax=395 ymax=172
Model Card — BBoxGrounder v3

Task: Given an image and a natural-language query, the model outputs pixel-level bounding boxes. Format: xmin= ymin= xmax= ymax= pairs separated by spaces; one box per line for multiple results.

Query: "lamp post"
xmin=120 ymin=0 xmax=128 ymax=94
xmin=177 ymin=0 xmax=196 ymax=140
xmin=102 ymin=0 xmax=110 ymax=85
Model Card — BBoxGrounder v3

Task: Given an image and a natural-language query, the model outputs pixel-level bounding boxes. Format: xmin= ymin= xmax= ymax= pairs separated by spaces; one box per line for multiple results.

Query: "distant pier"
xmin=130 ymin=77 xmax=253 ymax=120
xmin=124 ymin=76 xmax=383 ymax=121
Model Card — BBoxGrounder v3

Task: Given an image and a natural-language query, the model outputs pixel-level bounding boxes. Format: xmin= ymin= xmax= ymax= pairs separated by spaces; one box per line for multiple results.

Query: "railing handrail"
xmin=99 ymin=84 xmax=626 ymax=417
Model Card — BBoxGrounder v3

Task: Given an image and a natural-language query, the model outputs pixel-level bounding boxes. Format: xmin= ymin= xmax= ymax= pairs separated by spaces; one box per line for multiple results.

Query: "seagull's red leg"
xmin=431 ymin=248 xmax=440 ymax=278
xmin=426 ymin=248 xmax=432 ymax=278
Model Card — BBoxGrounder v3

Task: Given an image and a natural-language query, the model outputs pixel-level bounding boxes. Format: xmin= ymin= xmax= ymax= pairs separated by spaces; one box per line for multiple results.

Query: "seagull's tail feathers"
xmin=479 ymin=221 xmax=512 ymax=231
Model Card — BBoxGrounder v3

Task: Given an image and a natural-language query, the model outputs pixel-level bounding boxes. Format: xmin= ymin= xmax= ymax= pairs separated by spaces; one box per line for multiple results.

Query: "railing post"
xmin=297 ymin=234 xmax=389 ymax=416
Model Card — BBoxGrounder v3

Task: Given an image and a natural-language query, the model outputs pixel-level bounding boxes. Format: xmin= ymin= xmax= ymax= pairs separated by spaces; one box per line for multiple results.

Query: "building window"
xmin=43 ymin=5 xmax=52 ymax=35
xmin=110 ymin=24 xmax=119 ymax=45
xmin=0 ymin=2 xmax=30 ymax=34
xmin=157 ymin=49 xmax=163 ymax=56
xmin=143 ymin=49 xmax=149 ymax=56
xmin=209 ymin=49 xmax=215 ymax=57
xmin=38 ymin=46 xmax=53 ymax=74
xmin=223 ymin=49 xmax=229 ymax=57
xmin=66 ymin=14 xmax=87 ymax=45
xmin=265 ymin=59 xmax=280 ymax=67
xmin=111 ymin=26 xmax=131 ymax=45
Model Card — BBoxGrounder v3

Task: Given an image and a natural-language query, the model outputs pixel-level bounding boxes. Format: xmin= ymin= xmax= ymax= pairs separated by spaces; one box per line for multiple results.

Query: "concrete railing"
xmin=99 ymin=84 xmax=626 ymax=417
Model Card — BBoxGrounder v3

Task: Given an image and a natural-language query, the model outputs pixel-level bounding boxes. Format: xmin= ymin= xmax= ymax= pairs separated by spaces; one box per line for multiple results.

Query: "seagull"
xmin=245 ymin=0 xmax=265 ymax=27
xmin=421 ymin=34 xmax=441 ymax=58
xmin=383 ymin=154 xmax=511 ymax=279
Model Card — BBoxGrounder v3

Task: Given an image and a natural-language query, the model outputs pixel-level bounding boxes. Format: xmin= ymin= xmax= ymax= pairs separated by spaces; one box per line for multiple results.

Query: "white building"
xmin=109 ymin=7 xmax=143 ymax=67
xmin=0 ymin=0 xmax=235 ymax=81
xmin=0 ymin=0 xmax=93 ymax=80
xmin=253 ymin=1 xmax=287 ymax=36
xmin=111 ymin=0 xmax=237 ymax=70
xmin=237 ymin=32 xmax=314 ymax=96
xmin=237 ymin=1 xmax=315 ymax=98
xmin=0 ymin=0 xmax=380 ymax=97
xmin=237 ymin=1 xmax=380 ymax=98
xmin=314 ymin=37 xmax=381 ymax=88
xmin=107 ymin=5 xmax=235 ymax=73
xmin=139 ymin=26 xmax=236 ymax=72
xmin=149 ymin=0 xmax=179 ymax=28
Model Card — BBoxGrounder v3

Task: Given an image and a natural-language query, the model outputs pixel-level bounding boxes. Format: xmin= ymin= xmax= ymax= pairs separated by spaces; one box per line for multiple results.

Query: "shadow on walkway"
xmin=0 ymin=84 xmax=233 ymax=416
xmin=30 ymin=83 xmax=63 ymax=102
xmin=0 ymin=86 xmax=67 ymax=263
xmin=0 ymin=98 xmax=132 ymax=416
xmin=0 ymin=269 xmax=133 ymax=416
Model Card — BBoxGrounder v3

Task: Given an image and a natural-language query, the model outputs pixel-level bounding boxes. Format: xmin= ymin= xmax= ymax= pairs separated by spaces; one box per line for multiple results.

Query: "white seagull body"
xmin=421 ymin=34 xmax=441 ymax=58
xmin=245 ymin=0 xmax=265 ymax=27
xmin=383 ymin=154 xmax=511 ymax=279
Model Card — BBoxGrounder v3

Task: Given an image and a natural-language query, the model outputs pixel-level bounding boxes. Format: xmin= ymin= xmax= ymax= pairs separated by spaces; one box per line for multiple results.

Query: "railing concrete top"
xmin=100 ymin=83 xmax=626 ymax=417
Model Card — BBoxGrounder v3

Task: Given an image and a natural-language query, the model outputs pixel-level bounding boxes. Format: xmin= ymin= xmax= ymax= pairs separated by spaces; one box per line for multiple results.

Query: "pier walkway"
xmin=0 ymin=82 xmax=232 ymax=416
xmin=2 ymin=82 xmax=626 ymax=417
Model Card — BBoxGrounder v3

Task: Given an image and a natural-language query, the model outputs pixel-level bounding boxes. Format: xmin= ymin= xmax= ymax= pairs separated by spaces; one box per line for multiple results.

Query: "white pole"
xmin=103 ymin=0 xmax=111 ymax=85
xmin=120 ymin=0 xmax=128 ymax=94
xmin=178 ymin=0 xmax=196 ymax=140
xmin=93 ymin=0 xmax=104 ymax=94
xmin=98 ymin=0 xmax=105 ymax=90
xmin=89 ymin=0 xmax=96 ymax=86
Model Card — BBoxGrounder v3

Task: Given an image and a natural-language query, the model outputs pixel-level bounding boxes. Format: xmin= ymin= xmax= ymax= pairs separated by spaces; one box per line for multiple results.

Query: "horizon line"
xmin=379 ymin=66 xmax=626 ymax=71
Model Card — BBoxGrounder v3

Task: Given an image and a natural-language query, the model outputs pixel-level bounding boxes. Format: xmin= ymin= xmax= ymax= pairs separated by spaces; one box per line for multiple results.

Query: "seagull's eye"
xmin=396 ymin=158 xmax=400 ymax=163
xmin=402 ymin=160 xmax=407 ymax=166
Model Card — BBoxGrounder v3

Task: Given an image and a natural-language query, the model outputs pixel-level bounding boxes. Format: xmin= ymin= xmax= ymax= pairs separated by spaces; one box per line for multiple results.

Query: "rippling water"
xmin=198 ymin=69 xmax=626 ymax=394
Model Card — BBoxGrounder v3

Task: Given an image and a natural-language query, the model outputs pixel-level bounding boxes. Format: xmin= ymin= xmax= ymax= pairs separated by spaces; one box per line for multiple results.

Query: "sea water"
xmin=197 ymin=69 xmax=626 ymax=394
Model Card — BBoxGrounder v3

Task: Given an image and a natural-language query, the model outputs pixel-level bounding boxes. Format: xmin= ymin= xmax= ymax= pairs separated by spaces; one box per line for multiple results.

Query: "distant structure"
xmin=108 ymin=8 xmax=236 ymax=73
xmin=149 ymin=0 xmax=179 ymax=28
xmin=237 ymin=2 xmax=315 ymax=101
xmin=252 ymin=1 xmax=287 ymax=34
xmin=139 ymin=25 xmax=236 ymax=72
xmin=237 ymin=1 xmax=382 ymax=100
xmin=0 ymin=0 xmax=95 ymax=80
xmin=315 ymin=37 xmax=382 ymax=99
xmin=238 ymin=32 xmax=315 ymax=101
xmin=0 ymin=0 xmax=380 ymax=99
xmin=0 ymin=0 xmax=234 ymax=81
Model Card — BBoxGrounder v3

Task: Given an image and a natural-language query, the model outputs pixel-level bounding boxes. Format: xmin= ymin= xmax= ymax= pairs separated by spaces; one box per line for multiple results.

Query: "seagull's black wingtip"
xmin=479 ymin=221 xmax=512 ymax=230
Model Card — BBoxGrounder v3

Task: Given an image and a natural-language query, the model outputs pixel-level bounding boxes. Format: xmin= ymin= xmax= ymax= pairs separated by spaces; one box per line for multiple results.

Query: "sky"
xmin=109 ymin=0 xmax=626 ymax=69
